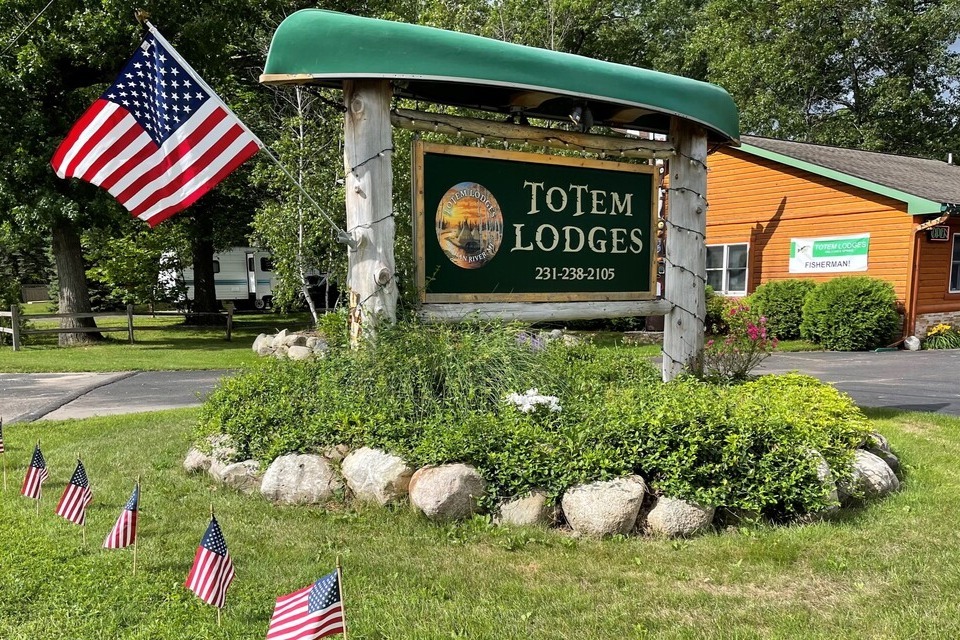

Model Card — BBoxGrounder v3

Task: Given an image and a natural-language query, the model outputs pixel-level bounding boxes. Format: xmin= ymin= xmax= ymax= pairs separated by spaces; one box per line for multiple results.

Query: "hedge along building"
xmin=260 ymin=9 xmax=740 ymax=380
xmin=705 ymin=136 xmax=960 ymax=338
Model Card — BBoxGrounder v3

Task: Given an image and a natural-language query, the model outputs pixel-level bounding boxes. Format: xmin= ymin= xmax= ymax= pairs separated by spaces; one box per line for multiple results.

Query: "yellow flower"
xmin=927 ymin=323 xmax=953 ymax=337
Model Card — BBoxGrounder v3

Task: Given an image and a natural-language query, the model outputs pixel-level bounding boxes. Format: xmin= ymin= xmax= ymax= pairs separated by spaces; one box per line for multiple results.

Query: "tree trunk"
xmin=51 ymin=218 xmax=102 ymax=346
xmin=186 ymin=227 xmax=222 ymax=325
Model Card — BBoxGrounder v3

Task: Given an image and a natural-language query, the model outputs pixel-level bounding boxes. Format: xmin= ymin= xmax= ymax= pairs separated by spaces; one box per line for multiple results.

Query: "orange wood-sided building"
xmin=705 ymin=136 xmax=960 ymax=337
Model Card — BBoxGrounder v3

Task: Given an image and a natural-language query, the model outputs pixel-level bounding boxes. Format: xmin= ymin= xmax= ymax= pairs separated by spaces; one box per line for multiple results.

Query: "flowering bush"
xmin=698 ymin=303 xmax=777 ymax=381
xmin=923 ymin=323 xmax=960 ymax=350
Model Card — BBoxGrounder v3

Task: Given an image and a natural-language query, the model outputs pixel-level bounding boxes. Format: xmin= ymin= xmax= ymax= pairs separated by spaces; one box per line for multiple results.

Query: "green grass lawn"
xmin=1 ymin=407 xmax=958 ymax=639
xmin=0 ymin=310 xmax=316 ymax=372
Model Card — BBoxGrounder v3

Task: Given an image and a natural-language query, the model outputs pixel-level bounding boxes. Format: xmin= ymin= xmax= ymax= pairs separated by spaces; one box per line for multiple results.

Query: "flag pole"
xmin=78 ymin=452 xmax=86 ymax=546
xmin=35 ymin=439 xmax=40 ymax=517
xmin=133 ymin=477 xmax=140 ymax=577
xmin=211 ymin=503 xmax=221 ymax=628
xmin=337 ymin=555 xmax=349 ymax=640
xmin=2 ymin=416 xmax=6 ymax=492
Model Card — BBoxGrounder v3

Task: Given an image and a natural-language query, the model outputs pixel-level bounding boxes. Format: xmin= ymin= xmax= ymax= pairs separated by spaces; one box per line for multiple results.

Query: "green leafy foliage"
xmin=748 ymin=279 xmax=816 ymax=340
xmin=800 ymin=276 xmax=901 ymax=351
xmin=704 ymin=286 xmax=731 ymax=335
xmin=199 ymin=323 xmax=871 ymax=520
xmin=923 ymin=323 xmax=960 ymax=349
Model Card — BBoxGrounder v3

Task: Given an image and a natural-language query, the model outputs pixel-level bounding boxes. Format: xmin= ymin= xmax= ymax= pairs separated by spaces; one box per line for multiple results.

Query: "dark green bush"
xmin=198 ymin=323 xmax=872 ymax=519
xmin=748 ymin=279 xmax=815 ymax=340
xmin=800 ymin=276 xmax=901 ymax=350
xmin=705 ymin=286 xmax=731 ymax=335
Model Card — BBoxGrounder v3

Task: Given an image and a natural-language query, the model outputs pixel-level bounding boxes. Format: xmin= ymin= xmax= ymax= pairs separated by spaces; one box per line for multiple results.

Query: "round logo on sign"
xmin=435 ymin=182 xmax=504 ymax=269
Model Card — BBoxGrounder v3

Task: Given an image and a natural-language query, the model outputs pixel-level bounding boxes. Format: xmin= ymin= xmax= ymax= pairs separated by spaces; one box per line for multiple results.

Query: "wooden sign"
xmin=413 ymin=142 xmax=656 ymax=303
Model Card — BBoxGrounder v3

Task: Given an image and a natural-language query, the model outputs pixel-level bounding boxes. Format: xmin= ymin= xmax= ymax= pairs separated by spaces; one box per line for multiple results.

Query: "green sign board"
xmin=414 ymin=142 xmax=656 ymax=303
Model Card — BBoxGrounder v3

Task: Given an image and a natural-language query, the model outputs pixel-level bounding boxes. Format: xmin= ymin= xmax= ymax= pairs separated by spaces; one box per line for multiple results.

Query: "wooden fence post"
xmin=126 ymin=304 xmax=135 ymax=344
xmin=11 ymin=306 xmax=21 ymax=352
xmin=225 ymin=303 xmax=234 ymax=342
xmin=662 ymin=118 xmax=708 ymax=381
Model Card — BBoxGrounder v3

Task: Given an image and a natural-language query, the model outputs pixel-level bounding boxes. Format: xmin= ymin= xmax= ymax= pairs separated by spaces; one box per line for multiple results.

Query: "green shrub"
xmin=705 ymin=286 xmax=731 ymax=335
xmin=748 ymin=279 xmax=815 ymax=339
xmin=800 ymin=276 xmax=901 ymax=350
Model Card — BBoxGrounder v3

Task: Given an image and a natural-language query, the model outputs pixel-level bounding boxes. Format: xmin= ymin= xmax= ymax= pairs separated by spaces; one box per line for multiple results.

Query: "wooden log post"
xmin=662 ymin=118 xmax=708 ymax=381
xmin=343 ymin=79 xmax=398 ymax=344
xmin=11 ymin=306 xmax=21 ymax=352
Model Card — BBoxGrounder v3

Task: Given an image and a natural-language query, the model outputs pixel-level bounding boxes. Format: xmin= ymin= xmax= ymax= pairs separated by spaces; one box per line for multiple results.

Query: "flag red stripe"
xmin=98 ymin=137 xmax=158 ymax=192
xmin=113 ymin=107 xmax=229 ymax=206
xmin=60 ymin=107 xmax=129 ymax=178
xmin=51 ymin=100 xmax=112 ymax=172
xmin=140 ymin=140 xmax=259 ymax=226
xmin=129 ymin=120 xmax=246 ymax=216
xmin=79 ymin=120 xmax=148 ymax=183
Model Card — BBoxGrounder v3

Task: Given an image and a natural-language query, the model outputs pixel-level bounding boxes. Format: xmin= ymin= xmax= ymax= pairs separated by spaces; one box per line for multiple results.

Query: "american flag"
xmin=266 ymin=571 xmax=346 ymax=640
xmin=20 ymin=443 xmax=48 ymax=500
xmin=50 ymin=25 xmax=261 ymax=227
xmin=55 ymin=459 xmax=93 ymax=525
xmin=103 ymin=483 xmax=140 ymax=549
xmin=185 ymin=515 xmax=235 ymax=608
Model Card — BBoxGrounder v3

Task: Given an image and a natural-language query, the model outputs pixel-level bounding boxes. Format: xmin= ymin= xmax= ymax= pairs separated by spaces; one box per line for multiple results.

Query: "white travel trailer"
xmin=180 ymin=247 xmax=278 ymax=309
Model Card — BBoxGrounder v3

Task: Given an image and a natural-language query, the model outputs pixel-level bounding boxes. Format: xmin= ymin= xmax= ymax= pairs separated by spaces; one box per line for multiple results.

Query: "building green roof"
xmin=261 ymin=10 xmax=739 ymax=143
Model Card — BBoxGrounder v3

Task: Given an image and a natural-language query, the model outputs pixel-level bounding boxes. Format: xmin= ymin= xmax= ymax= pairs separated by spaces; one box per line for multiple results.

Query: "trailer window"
xmin=260 ymin=257 xmax=274 ymax=272
xmin=212 ymin=260 xmax=220 ymax=274
xmin=248 ymin=257 xmax=254 ymax=272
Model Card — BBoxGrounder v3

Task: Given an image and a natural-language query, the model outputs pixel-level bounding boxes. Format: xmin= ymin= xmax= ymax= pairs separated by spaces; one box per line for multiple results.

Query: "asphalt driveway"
xmin=0 ymin=350 xmax=957 ymax=424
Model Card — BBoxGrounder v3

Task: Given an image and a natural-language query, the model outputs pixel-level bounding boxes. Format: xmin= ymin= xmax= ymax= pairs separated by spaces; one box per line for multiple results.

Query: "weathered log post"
xmin=662 ymin=118 xmax=708 ymax=381
xmin=343 ymin=79 xmax=398 ymax=344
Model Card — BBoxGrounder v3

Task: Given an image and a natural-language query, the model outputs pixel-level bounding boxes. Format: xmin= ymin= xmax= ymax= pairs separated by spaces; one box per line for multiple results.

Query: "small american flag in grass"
xmin=104 ymin=483 xmax=140 ymax=549
xmin=0 ymin=417 xmax=5 ymax=454
xmin=20 ymin=443 xmax=48 ymax=500
xmin=55 ymin=459 xmax=93 ymax=525
xmin=185 ymin=515 xmax=235 ymax=608
xmin=266 ymin=571 xmax=345 ymax=640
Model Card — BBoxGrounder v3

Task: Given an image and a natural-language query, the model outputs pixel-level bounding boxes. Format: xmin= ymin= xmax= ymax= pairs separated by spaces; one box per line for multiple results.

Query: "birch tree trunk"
xmin=343 ymin=79 xmax=397 ymax=343
xmin=662 ymin=118 xmax=708 ymax=381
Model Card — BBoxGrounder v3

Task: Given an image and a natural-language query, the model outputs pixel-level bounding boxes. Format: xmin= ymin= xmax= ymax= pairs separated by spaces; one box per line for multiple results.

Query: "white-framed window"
xmin=950 ymin=234 xmax=960 ymax=293
xmin=706 ymin=243 xmax=748 ymax=295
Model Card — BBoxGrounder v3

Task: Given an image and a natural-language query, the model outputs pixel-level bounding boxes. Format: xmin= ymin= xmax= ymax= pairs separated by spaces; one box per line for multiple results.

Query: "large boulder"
xmin=260 ymin=454 xmax=343 ymax=505
xmin=183 ymin=447 xmax=212 ymax=474
xmin=840 ymin=450 xmax=900 ymax=504
xmin=287 ymin=345 xmax=314 ymax=361
xmin=409 ymin=464 xmax=487 ymax=521
xmin=496 ymin=490 xmax=555 ymax=527
xmin=220 ymin=460 xmax=262 ymax=494
xmin=252 ymin=333 xmax=273 ymax=354
xmin=561 ymin=475 xmax=647 ymax=537
xmin=341 ymin=447 xmax=413 ymax=506
xmin=643 ymin=496 xmax=714 ymax=537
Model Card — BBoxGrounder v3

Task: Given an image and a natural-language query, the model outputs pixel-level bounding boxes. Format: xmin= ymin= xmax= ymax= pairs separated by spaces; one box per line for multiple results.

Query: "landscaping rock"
xmin=260 ymin=454 xmax=343 ymax=505
xmin=183 ymin=447 xmax=212 ymax=474
xmin=409 ymin=464 xmax=487 ymax=521
xmin=561 ymin=475 xmax=647 ymax=537
xmin=866 ymin=431 xmax=892 ymax=453
xmin=220 ymin=460 xmax=262 ymax=494
xmin=643 ymin=496 xmax=714 ymax=537
xmin=496 ymin=490 xmax=555 ymax=527
xmin=287 ymin=345 xmax=314 ymax=361
xmin=252 ymin=333 xmax=273 ymax=353
xmin=322 ymin=445 xmax=351 ymax=462
xmin=840 ymin=449 xmax=900 ymax=504
xmin=867 ymin=447 xmax=900 ymax=476
xmin=283 ymin=333 xmax=307 ymax=347
xmin=208 ymin=458 xmax=229 ymax=483
xmin=208 ymin=434 xmax=238 ymax=463
xmin=341 ymin=447 xmax=413 ymax=506
xmin=904 ymin=335 xmax=921 ymax=351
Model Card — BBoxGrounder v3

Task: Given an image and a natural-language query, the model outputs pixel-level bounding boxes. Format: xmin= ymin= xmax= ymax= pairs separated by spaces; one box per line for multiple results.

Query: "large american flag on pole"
xmin=20 ymin=443 xmax=48 ymax=500
xmin=266 ymin=571 xmax=346 ymax=640
xmin=55 ymin=459 xmax=93 ymax=525
xmin=104 ymin=483 xmax=140 ymax=549
xmin=50 ymin=24 xmax=261 ymax=227
xmin=185 ymin=515 xmax=235 ymax=608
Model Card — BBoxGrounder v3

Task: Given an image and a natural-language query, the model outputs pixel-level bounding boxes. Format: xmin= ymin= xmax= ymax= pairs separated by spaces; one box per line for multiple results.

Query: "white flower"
xmin=506 ymin=388 xmax=561 ymax=413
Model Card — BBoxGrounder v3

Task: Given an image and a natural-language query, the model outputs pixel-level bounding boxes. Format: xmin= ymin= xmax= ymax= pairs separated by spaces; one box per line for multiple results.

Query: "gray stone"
xmin=341 ymin=447 xmax=413 ymax=506
xmin=287 ymin=345 xmax=314 ymax=360
xmin=866 ymin=431 xmax=892 ymax=453
xmin=840 ymin=449 xmax=900 ymax=504
xmin=274 ymin=329 xmax=289 ymax=343
xmin=904 ymin=335 xmax=921 ymax=351
xmin=409 ymin=464 xmax=487 ymax=521
xmin=252 ymin=333 xmax=273 ymax=353
xmin=260 ymin=454 xmax=343 ymax=505
xmin=561 ymin=475 xmax=647 ymax=537
xmin=322 ymin=445 xmax=351 ymax=462
xmin=208 ymin=434 xmax=238 ymax=463
xmin=644 ymin=496 xmax=714 ymax=537
xmin=867 ymin=447 xmax=900 ymax=476
xmin=208 ymin=458 xmax=228 ymax=482
xmin=183 ymin=447 xmax=212 ymax=474
xmin=220 ymin=460 xmax=262 ymax=494
xmin=496 ymin=490 xmax=555 ymax=527
xmin=256 ymin=342 xmax=276 ymax=357
xmin=273 ymin=345 xmax=289 ymax=359
xmin=283 ymin=333 xmax=308 ymax=347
